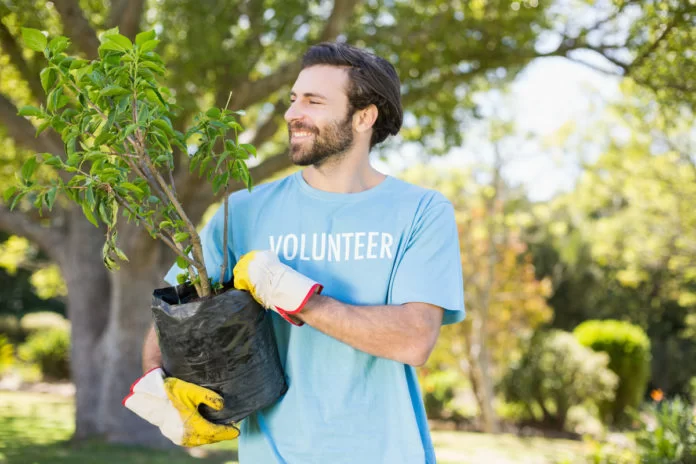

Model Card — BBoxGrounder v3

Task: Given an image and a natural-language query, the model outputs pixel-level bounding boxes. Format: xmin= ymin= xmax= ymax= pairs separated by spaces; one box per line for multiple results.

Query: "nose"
xmin=284 ymin=101 xmax=302 ymax=123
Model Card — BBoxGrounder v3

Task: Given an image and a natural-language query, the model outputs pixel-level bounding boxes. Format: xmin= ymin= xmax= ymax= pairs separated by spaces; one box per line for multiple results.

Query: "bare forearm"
xmin=297 ymin=294 xmax=443 ymax=366
xmin=142 ymin=324 xmax=162 ymax=373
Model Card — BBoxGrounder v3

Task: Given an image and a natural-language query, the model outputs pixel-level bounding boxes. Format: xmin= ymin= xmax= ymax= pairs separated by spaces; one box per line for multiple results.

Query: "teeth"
xmin=292 ymin=131 xmax=312 ymax=137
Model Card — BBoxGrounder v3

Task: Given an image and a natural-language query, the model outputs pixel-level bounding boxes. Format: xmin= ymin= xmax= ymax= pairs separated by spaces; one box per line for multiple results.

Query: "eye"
xmin=309 ymin=101 xmax=321 ymax=105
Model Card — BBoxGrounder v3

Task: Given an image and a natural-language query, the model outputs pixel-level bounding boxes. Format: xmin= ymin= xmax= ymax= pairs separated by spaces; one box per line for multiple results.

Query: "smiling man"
xmin=129 ymin=43 xmax=465 ymax=464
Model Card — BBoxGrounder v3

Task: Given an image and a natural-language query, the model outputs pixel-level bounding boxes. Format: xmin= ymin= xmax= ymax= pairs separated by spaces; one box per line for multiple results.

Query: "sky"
xmin=375 ymin=55 xmax=623 ymax=202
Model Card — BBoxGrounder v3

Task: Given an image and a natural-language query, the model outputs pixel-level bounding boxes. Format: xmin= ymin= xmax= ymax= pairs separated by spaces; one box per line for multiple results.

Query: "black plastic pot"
xmin=151 ymin=283 xmax=287 ymax=425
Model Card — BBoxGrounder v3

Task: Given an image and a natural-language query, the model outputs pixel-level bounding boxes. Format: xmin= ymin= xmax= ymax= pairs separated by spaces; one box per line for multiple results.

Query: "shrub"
xmin=635 ymin=397 xmax=696 ymax=463
xmin=0 ymin=334 xmax=14 ymax=373
xmin=421 ymin=369 xmax=461 ymax=419
xmin=501 ymin=330 xmax=618 ymax=431
xmin=18 ymin=328 xmax=71 ymax=380
xmin=20 ymin=312 xmax=70 ymax=335
xmin=585 ymin=434 xmax=638 ymax=464
xmin=574 ymin=320 xmax=651 ymax=424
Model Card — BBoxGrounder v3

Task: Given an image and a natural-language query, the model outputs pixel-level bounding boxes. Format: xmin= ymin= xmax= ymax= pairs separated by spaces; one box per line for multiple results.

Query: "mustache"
xmin=288 ymin=123 xmax=318 ymax=134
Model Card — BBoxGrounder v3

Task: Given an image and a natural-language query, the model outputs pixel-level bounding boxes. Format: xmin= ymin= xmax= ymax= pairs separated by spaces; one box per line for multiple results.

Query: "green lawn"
xmin=0 ymin=391 xmax=589 ymax=463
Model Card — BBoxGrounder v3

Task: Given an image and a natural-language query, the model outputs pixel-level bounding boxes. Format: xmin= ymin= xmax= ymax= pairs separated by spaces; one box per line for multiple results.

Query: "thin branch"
xmin=226 ymin=0 xmax=362 ymax=110
xmin=627 ymin=16 xmax=679 ymax=73
xmin=52 ymin=0 xmax=100 ymax=59
xmin=0 ymin=20 xmax=44 ymax=101
xmin=220 ymin=193 xmax=229 ymax=285
xmin=110 ymin=190 xmax=198 ymax=268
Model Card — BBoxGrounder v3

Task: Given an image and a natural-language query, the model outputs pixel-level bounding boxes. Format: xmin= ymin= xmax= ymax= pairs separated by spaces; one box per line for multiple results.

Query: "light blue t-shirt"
xmin=165 ymin=171 xmax=465 ymax=464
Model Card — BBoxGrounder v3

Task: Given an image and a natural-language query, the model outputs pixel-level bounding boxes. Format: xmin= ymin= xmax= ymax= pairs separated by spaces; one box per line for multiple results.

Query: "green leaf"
xmin=173 ymin=232 xmax=190 ymax=243
xmin=240 ymin=143 xmax=256 ymax=156
xmin=100 ymin=85 xmax=129 ymax=97
xmin=40 ymin=68 xmax=57 ymax=93
xmin=138 ymin=40 xmax=159 ymax=54
xmin=101 ymin=27 xmax=120 ymax=38
xmin=206 ymin=108 xmax=221 ymax=119
xmin=42 ymin=154 xmax=63 ymax=167
xmin=69 ymin=59 xmax=90 ymax=70
xmin=85 ymin=185 xmax=95 ymax=209
xmin=18 ymin=106 xmax=44 ymax=118
xmin=36 ymin=120 xmax=52 ymax=136
xmin=176 ymin=256 xmax=188 ymax=269
xmin=10 ymin=190 xmax=27 ymax=210
xmin=48 ymin=36 xmax=70 ymax=54
xmin=121 ymin=182 xmax=144 ymax=196
xmin=82 ymin=202 xmax=99 ymax=227
xmin=99 ymin=41 xmax=127 ymax=53
xmin=135 ymin=30 xmax=156 ymax=46
xmin=45 ymin=186 xmax=58 ymax=210
xmin=212 ymin=173 xmax=225 ymax=193
xmin=3 ymin=186 xmax=17 ymax=203
xmin=104 ymin=33 xmax=133 ymax=51
xmin=151 ymin=119 xmax=174 ymax=136
xmin=21 ymin=28 xmax=47 ymax=52
xmin=176 ymin=273 xmax=188 ymax=285
xmin=21 ymin=156 xmax=39 ymax=180
xmin=114 ymin=247 xmax=129 ymax=262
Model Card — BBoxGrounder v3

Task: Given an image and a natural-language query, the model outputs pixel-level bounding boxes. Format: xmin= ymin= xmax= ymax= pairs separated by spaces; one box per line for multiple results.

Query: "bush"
xmin=421 ymin=369 xmax=462 ymax=419
xmin=20 ymin=311 xmax=70 ymax=335
xmin=0 ymin=334 xmax=14 ymax=374
xmin=586 ymin=434 xmax=638 ymax=464
xmin=18 ymin=328 xmax=71 ymax=380
xmin=501 ymin=330 xmax=618 ymax=431
xmin=574 ymin=320 xmax=651 ymax=424
xmin=635 ymin=397 xmax=696 ymax=463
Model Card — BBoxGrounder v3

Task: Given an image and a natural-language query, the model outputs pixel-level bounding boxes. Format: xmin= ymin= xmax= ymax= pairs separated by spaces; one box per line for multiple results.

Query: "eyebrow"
xmin=290 ymin=91 xmax=328 ymax=100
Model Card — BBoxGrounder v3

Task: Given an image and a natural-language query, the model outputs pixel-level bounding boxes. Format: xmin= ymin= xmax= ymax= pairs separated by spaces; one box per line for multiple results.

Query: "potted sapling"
xmin=6 ymin=27 xmax=287 ymax=425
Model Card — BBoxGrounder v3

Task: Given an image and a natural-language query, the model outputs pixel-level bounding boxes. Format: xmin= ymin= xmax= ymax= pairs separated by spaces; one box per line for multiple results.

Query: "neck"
xmin=301 ymin=144 xmax=386 ymax=194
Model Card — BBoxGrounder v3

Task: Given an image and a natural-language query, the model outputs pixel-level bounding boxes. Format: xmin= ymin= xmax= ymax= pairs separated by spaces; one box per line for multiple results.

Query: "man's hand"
xmin=233 ymin=250 xmax=323 ymax=326
xmin=122 ymin=368 xmax=239 ymax=447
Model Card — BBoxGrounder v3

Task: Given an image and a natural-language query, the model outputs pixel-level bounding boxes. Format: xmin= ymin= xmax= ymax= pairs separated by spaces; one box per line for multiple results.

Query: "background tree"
xmin=406 ymin=158 xmax=552 ymax=433
xmin=527 ymin=89 xmax=696 ymax=395
xmin=0 ymin=0 xmax=692 ymax=445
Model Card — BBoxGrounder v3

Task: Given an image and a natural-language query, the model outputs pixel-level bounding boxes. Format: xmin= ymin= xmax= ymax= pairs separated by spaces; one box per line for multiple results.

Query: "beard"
xmin=288 ymin=111 xmax=354 ymax=167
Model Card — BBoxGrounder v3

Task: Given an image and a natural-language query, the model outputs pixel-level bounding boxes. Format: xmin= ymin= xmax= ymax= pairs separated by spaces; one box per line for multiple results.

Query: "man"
xmin=125 ymin=42 xmax=465 ymax=463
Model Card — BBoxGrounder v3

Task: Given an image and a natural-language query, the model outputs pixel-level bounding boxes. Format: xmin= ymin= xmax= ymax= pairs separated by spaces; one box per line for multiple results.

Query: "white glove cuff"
xmin=272 ymin=267 xmax=323 ymax=326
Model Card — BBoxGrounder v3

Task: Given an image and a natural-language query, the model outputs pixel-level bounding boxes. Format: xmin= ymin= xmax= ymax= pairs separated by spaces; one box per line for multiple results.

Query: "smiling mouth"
xmin=290 ymin=130 xmax=315 ymax=142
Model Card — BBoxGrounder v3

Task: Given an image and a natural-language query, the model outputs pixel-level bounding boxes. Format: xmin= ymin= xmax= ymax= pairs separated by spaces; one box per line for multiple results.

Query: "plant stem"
xmin=109 ymin=190 xmax=198 ymax=268
xmin=219 ymin=191 xmax=229 ymax=287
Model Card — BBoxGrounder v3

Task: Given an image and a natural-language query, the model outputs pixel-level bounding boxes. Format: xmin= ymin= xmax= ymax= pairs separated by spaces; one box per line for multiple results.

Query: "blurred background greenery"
xmin=0 ymin=0 xmax=695 ymax=462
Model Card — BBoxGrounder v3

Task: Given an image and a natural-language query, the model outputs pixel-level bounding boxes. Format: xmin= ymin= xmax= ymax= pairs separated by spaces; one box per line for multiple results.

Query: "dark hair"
xmin=301 ymin=42 xmax=403 ymax=148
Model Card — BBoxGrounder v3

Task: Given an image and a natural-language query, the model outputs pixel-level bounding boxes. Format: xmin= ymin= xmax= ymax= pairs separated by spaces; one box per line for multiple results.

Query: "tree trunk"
xmin=60 ymin=208 xmax=110 ymax=440
xmin=463 ymin=318 xmax=500 ymax=433
xmin=59 ymin=211 xmax=173 ymax=446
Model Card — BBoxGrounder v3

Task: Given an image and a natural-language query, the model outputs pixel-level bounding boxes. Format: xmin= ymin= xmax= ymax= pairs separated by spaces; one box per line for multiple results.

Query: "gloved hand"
xmin=122 ymin=367 xmax=239 ymax=447
xmin=233 ymin=250 xmax=323 ymax=326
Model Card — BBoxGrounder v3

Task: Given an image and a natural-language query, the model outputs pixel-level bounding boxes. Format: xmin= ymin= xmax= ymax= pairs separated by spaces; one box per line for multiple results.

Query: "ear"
xmin=353 ymin=104 xmax=378 ymax=134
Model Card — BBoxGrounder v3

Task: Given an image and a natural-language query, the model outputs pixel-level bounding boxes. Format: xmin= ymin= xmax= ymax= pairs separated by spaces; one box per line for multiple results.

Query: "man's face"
xmin=285 ymin=66 xmax=355 ymax=167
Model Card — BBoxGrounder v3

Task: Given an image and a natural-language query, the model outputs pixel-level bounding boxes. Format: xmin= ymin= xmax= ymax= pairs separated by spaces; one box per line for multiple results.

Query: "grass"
xmin=0 ymin=391 xmax=590 ymax=463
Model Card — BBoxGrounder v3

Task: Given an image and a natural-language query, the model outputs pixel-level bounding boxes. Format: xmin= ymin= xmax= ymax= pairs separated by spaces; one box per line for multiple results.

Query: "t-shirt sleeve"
xmin=163 ymin=201 xmax=235 ymax=287
xmin=389 ymin=197 xmax=465 ymax=325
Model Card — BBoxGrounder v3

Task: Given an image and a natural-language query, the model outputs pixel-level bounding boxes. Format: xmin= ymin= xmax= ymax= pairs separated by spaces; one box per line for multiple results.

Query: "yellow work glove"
xmin=234 ymin=250 xmax=323 ymax=326
xmin=122 ymin=367 xmax=239 ymax=447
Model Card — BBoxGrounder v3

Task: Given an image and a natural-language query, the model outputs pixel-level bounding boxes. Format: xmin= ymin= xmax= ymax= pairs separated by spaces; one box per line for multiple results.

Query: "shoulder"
xmin=227 ymin=174 xmax=294 ymax=206
xmin=386 ymin=176 xmax=453 ymax=214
